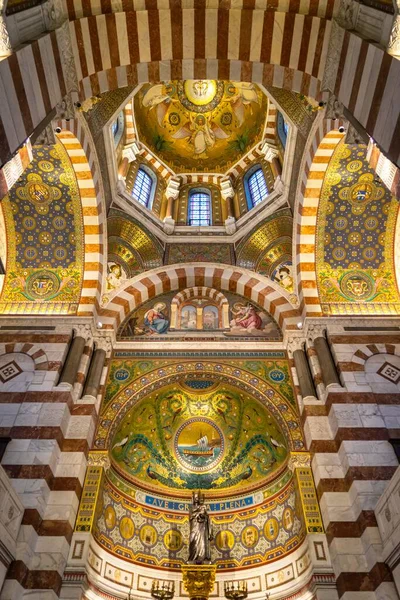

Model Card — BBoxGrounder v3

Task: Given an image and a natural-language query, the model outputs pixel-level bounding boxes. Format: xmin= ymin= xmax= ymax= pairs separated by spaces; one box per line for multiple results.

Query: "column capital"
xmin=93 ymin=335 xmax=113 ymax=356
xmin=286 ymin=335 xmax=306 ymax=356
xmin=122 ymin=141 xmax=141 ymax=162
xmin=220 ymin=177 xmax=234 ymax=200
xmin=260 ymin=141 xmax=279 ymax=162
xmin=288 ymin=451 xmax=311 ymax=471
xmin=306 ymin=323 xmax=327 ymax=344
xmin=74 ymin=323 xmax=92 ymax=341
xmin=87 ymin=450 xmax=110 ymax=471
xmin=165 ymin=176 xmax=181 ymax=200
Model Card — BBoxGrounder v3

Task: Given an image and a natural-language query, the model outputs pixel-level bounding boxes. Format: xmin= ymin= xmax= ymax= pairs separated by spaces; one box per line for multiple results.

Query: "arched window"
xmin=277 ymin=112 xmax=289 ymax=148
xmin=112 ymin=111 xmax=124 ymax=146
xmin=245 ymin=166 xmax=269 ymax=209
xmin=132 ymin=167 xmax=155 ymax=208
xmin=188 ymin=189 xmax=211 ymax=226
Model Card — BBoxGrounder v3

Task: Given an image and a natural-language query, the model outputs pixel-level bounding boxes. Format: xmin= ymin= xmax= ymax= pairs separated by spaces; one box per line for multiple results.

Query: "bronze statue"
xmin=188 ymin=491 xmax=213 ymax=564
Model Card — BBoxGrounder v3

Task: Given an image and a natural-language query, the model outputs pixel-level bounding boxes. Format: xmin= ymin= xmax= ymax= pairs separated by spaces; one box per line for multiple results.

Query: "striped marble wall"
xmin=292 ymin=327 xmax=400 ymax=599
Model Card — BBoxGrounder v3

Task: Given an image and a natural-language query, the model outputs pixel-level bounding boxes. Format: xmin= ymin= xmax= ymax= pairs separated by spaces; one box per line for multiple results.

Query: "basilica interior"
xmin=0 ymin=2 xmax=400 ymax=600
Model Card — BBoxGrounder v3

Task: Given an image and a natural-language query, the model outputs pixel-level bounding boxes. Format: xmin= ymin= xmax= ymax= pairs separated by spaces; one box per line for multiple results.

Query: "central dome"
xmin=133 ymin=79 xmax=268 ymax=173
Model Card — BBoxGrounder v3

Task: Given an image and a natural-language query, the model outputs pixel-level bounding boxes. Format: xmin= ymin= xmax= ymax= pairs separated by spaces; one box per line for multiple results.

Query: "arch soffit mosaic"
xmin=99 ymin=264 xmax=300 ymax=332
xmin=0 ymin=138 xmax=85 ymax=315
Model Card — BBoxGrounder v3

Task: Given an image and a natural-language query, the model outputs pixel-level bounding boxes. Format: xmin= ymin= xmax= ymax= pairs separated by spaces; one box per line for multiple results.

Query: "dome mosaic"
xmin=133 ymin=80 xmax=268 ymax=173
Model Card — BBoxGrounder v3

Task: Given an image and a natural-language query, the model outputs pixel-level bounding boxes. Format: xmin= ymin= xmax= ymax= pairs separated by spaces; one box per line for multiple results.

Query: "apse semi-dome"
xmin=109 ymin=381 xmax=288 ymax=498
xmin=133 ymin=80 xmax=268 ymax=173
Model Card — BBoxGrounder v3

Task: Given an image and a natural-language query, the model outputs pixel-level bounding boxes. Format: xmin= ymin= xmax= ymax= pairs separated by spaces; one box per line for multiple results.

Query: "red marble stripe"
xmin=72 ymin=21 xmax=88 ymax=80
xmin=194 ymin=7 xmax=206 ymax=59
xmin=260 ymin=11 xmax=274 ymax=64
xmin=126 ymin=11 xmax=140 ymax=66
xmin=88 ymin=16 xmax=103 ymax=73
xmin=106 ymin=14 xmax=120 ymax=68
xmin=311 ymin=18 xmax=326 ymax=78
xmin=281 ymin=13 xmax=295 ymax=68
xmin=148 ymin=9 xmax=162 ymax=62
xmin=8 ymin=53 xmax=33 ymax=134
xmin=171 ymin=8 xmax=183 ymax=59
xmin=217 ymin=9 xmax=229 ymax=60
xmin=297 ymin=16 xmax=311 ymax=74
xmin=239 ymin=9 xmax=253 ymax=63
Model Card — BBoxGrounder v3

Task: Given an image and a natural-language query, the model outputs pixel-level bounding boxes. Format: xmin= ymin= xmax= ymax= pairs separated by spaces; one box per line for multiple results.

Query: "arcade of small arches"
xmin=0 ymin=2 xmax=400 ymax=600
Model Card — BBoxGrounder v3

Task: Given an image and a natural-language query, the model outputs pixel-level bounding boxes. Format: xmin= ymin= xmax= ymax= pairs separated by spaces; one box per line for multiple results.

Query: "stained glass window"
xmin=248 ymin=168 xmax=268 ymax=207
xmin=189 ymin=190 xmax=211 ymax=226
xmin=132 ymin=168 xmax=153 ymax=207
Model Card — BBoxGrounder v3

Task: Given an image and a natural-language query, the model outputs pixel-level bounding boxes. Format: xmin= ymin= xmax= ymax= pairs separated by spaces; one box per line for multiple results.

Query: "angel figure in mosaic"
xmin=172 ymin=113 xmax=229 ymax=157
xmin=226 ymin=82 xmax=260 ymax=126
xmin=142 ymin=83 xmax=177 ymax=126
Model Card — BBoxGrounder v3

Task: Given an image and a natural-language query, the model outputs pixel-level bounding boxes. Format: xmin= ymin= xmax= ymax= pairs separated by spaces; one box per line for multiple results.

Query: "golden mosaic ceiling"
xmin=316 ymin=140 xmax=400 ymax=315
xmin=133 ymin=80 xmax=268 ymax=173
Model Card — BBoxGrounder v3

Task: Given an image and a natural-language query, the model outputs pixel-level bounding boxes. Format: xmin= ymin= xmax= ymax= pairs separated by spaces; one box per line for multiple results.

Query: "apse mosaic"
xmin=0 ymin=142 xmax=83 ymax=314
xmin=118 ymin=290 xmax=282 ymax=340
xmin=110 ymin=382 xmax=288 ymax=493
xmin=133 ymin=80 xmax=267 ymax=173
xmin=316 ymin=141 xmax=400 ymax=314
xmin=94 ymin=474 xmax=305 ymax=570
xmin=96 ymin=353 xmax=303 ymax=494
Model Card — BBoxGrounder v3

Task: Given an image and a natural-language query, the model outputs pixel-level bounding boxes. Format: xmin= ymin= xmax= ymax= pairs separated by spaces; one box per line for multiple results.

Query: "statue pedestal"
xmin=181 ymin=564 xmax=217 ymax=600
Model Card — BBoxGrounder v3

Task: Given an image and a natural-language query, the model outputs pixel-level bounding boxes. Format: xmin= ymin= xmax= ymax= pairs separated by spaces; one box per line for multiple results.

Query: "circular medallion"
xmin=332 ymin=247 xmax=346 ymax=261
xmin=164 ymin=529 xmax=183 ymax=551
xmin=339 ymin=271 xmax=375 ymax=301
xmin=264 ymin=517 xmax=279 ymax=541
xmin=268 ymin=369 xmax=285 ymax=383
xmin=114 ymin=368 xmax=130 ymax=382
xmin=241 ymin=525 xmax=259 ymax=547
xmin=349 ymin=182 xmax=374 ymax=204
xmin=105 ymin=505 xmax=116 ymax=529
xmin=174 ymin=417 xmax=224 ymax=472
xmin=25 ymin=270 xmax=60 ymax=300
xmin=140 ymin=524 xmax=157 ymax=547
xmin=26 ymin=181 xmax=52 ymax=206
xmin=119 ymin=516 xmax=134 ymax=539
xmin=282 ymin=507 xmax=294 ymax=531
xmin=215 ymin=530 xmax=235 ymax=552
xmin=178 ymin=80 xmax=224 ymax=113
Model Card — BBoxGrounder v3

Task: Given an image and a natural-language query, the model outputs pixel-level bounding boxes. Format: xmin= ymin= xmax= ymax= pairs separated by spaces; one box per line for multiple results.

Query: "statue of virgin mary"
xmin=188 ymin=491 xmax=213 ymax=564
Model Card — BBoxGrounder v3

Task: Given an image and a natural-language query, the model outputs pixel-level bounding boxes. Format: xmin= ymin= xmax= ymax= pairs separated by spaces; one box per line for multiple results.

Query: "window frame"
xmin=188 ymin=188 xmax=212 ymax=227
xmin=244 ymin=165 xmax=269 ymax=210
xmin=131 ymin=165 xmax=157 ymax=209
xmin=112 ymin=111 xmax=125 ymax=147
xmin=277 ymin=112 xmax=289 ymax=149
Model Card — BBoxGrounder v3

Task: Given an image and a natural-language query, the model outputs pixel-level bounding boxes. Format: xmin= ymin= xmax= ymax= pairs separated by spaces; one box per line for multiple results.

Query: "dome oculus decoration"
xmin=134 ymin=80 xmax=268 ymax=173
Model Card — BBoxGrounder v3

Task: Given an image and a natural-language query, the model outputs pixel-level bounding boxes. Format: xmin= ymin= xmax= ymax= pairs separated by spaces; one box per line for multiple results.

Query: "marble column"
xmin=59 ymin=335 xmax=86 ymax=387
xmin=293 ymin=347 xmax=316 ymax=400
xmin=83 ymin=347 xmax=106 ymax=399
xmin=314 ymin=335 xmax=341 ymax=388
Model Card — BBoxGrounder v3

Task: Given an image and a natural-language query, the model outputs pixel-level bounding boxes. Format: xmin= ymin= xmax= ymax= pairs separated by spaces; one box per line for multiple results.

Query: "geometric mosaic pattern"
xmin=316 ymin=140 xmax=399 ymax=314
xmin=377 ymin=361 xmax=400 ymax=384
xmin=0 ymin=360 xmax=22 ymax=383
